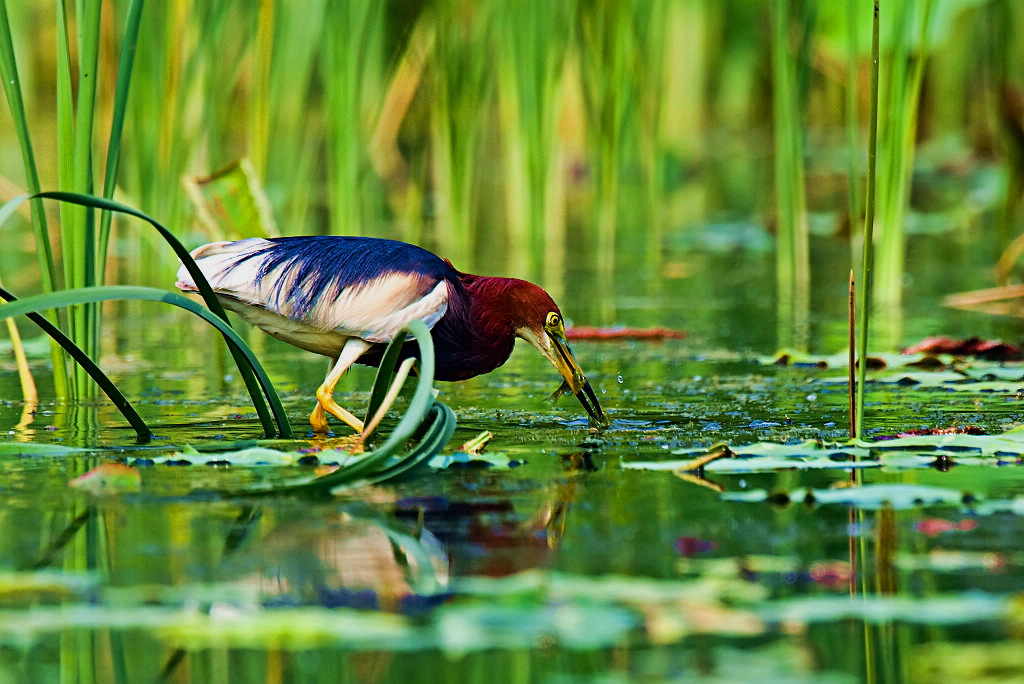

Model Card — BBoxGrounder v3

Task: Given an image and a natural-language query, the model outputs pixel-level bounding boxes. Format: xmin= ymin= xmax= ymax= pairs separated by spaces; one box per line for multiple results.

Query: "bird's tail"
xmin=174 ymin=238 xmax=272 ymax=296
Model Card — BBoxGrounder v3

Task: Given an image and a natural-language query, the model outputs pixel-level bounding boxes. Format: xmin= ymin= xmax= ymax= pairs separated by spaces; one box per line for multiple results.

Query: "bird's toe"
xmin=310 ymin=404 xmax=331 ymax=434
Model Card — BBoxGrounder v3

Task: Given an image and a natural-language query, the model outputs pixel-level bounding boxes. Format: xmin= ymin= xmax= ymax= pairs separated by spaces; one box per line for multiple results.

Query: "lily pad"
xmin=627 ymin=428 xmax=1024 ymax=476
xmin=763 ymin=593 xmax=1008 ymax=626
xmin=0 ymin=442 xmax=88 ymax=456
xmin=428 ymin=451 xmax=520 ymax=470
xmin=724 ymin=484 xmax=968 ymax=510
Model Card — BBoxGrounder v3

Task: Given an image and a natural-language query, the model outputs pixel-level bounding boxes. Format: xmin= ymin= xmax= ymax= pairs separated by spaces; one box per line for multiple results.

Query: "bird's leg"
xmin=311 ymin=338 xmax=372 ymax=434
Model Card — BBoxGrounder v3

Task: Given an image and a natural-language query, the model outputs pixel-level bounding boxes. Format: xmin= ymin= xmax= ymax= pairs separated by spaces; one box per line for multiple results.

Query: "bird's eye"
xmin=545 ymin=312 xmax=561 ymax=329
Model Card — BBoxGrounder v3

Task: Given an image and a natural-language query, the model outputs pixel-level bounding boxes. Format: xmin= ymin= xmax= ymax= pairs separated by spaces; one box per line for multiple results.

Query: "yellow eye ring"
xmin=546 ymin=312 xmax=561 ymax=329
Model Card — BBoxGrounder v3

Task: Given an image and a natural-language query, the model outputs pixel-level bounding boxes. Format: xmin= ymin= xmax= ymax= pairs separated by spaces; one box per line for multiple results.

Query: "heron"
xmin=175 ymin=236 xmax=607 ymax=434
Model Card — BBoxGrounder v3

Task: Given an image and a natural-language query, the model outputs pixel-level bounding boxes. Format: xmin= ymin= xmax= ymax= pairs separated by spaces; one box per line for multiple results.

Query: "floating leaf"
xmin=436 ymin=602 xmax=637 ymax=654
xmin=150 ymin=445 xmax=300 ymax=467
xmin=0 ymin=442 xmax=87 ymax=456
xmin=762 ymin=593 xmax=1008 ymax=626
xmin=161 ymin=608 xmax=420 ymax=651
xmin=565 ymin=326 xmax=687 ymax=341
xmin=428 ymin=451 xmax=519 ymax=470
xmin=627 ymin=428 xmax=1024 ymax=477
xmin=901 ymin=336 xmax=1023 ymax=360
xmin=625 ymin=440 xmax=872 ymax=474
xmin=724 ymin=484 xmax=967 ymax=510
xmin=895 ymin=550 xmax=1009 ymax=573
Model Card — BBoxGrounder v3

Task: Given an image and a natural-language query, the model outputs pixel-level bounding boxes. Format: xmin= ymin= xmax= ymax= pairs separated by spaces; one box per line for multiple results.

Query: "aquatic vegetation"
xmin=1 ymin=0 xmax=1024 ymax=681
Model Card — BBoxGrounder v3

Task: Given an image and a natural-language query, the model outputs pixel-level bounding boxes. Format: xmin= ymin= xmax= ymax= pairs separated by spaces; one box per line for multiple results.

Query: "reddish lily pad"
xmin=901 ymin=336 xmax=1023 ymax=361
xmin=69 ymin=463 xmax=141 ymax=494
xmin=565 ymin=326 xmax=687 ymax=341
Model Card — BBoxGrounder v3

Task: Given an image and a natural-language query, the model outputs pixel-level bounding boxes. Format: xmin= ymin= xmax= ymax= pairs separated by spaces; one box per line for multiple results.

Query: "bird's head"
xmin=506 ymin=283 xmax=608 ymax=426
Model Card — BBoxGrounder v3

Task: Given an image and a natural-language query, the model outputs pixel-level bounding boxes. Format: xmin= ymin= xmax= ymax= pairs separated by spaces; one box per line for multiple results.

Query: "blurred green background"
xmin=2 ymin=0 xmax=1023 ymax=352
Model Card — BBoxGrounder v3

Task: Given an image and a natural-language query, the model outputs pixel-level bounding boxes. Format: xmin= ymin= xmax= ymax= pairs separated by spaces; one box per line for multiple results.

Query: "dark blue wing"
xmin=246 ymin=236 xmax=454 ymax=319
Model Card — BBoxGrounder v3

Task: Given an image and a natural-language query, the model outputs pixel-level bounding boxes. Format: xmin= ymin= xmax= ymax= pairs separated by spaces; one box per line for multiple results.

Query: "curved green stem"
xmin=0 ymin=286 xmax=292 ymax=439
xmin=0 ymin=191 xmax=289 ymax=437
xmin=238 ymin=319 xmax=454 ymax=496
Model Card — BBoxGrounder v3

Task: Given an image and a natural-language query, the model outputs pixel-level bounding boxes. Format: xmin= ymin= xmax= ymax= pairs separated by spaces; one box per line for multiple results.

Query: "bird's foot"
xmin=310 ymin=404 xmax=331 ymax=434
xmin=313 ymin=389 xmax=365 ymax=434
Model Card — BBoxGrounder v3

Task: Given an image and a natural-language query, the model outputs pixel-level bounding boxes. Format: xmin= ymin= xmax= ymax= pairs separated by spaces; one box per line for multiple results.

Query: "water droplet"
xmin=601 ymin=388 xmax=607 ymax=395
xmin=617 ymin=374 xmax=623 ymax=383
xmin=806 ymin=393 xmax=817 ymax=402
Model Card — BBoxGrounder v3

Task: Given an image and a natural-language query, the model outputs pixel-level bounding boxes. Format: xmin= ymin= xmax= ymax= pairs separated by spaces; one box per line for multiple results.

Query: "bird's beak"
xmin=547 ymin=330 xmax=608 ymax=426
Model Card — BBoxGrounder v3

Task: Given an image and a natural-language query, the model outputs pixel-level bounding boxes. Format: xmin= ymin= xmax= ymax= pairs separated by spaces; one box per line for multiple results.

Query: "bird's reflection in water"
xmin=222 ymin=454 xmax=591 ymax=613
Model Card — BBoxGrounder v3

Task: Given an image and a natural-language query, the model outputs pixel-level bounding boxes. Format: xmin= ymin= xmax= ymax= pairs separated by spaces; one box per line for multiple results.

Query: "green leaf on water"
xmin=436 ymin=602 xmax=637 ymax=654
xmin=627 ymin=428 xmax=1024 ymax=477
xmin=0 ymin=442 xmax=87 ymax=456
xmin=626 ymin=441 xmax=873 ymax=474
xmin=762 ymin=593 xmax=1008 ymax=626
xmin=149 ymin=445 xmax=301 ymax=467
xmin=428 ymin=450 xmax=520 ymax=470
xmin=160 ymin=608 xmax=420 ymax=651
xmin=724 ymin=483 xmax=968 ymax=510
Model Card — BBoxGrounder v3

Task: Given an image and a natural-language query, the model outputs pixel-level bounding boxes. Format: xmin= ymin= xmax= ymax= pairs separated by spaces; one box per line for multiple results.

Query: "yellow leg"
xmin=310 ymin=338 xmax=371 ymax=434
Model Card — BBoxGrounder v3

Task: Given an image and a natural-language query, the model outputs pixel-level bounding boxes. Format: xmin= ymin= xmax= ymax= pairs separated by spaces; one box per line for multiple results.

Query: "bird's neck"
xmin=464 ymin=275 xmax=521 ymax=339
xmin=431 ymin=275 xmax=520 ymax=380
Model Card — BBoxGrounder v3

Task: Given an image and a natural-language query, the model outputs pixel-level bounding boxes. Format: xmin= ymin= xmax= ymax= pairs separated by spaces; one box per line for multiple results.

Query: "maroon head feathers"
xmin=462 ymin=276 xmax=559 ymax=337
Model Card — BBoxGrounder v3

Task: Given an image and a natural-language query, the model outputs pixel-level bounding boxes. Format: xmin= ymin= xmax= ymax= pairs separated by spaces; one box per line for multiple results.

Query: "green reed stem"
xmin=97 ymin=0 xmax=145 ymax=278
xmin=0 ymin=0 xmax=68 ymax=398
xmin=771 ymin=0 xmax=811 ymax=351
xmin=496 ymin=0 xmax=574 ymax=280
xmin=249 ymin=0 xmax=273 ymax=180
xmin=263 ymin=0 xmax=327 ymax=233
xmin=0 ymin=190 xmax=292 ymax=438
xmin=69 ymin=0 xmax=103 ymax=399
xmin=431 ymin=2 xmax=494 ymax=266
xmin=56 ymin=0 xmax=74 ymax=312
xmin=322 ymin=0 xmax=385 ymax=239
xmin=873 ymin=0 xmax=933 ymax=346
xmin=856 ymin=0 xmax=880 ymax=441
xmin=846 ymin=0 xmax=862 ymax=245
